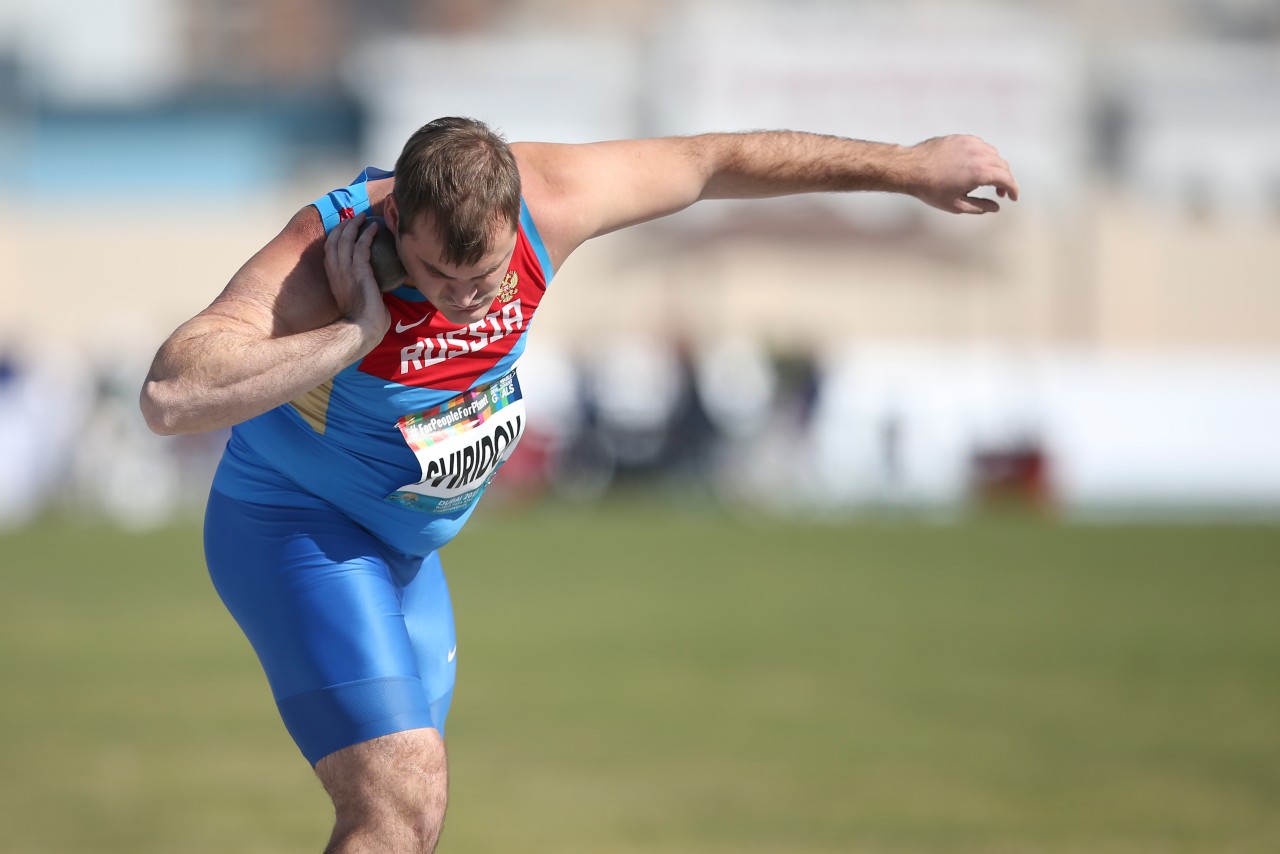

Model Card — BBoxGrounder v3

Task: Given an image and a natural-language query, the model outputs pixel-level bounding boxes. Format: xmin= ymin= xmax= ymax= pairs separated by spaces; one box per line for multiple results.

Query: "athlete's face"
xmin=386 ymin=197 xmax=517 ymax=326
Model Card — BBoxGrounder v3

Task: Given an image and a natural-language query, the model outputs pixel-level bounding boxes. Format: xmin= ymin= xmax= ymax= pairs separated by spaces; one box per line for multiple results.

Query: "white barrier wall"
xmin=812 ymin=345 xmax=1280 ymax=514
xmin=348 ymin=34 xmax=643 ymax=164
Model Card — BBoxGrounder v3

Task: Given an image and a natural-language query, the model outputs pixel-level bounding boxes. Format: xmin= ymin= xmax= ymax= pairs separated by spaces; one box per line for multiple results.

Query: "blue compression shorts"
xmin=204 ymin=487 xmax=457 ymax=766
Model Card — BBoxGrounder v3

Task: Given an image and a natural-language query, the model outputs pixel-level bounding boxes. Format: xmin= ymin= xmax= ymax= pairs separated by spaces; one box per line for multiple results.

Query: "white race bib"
xmin=386 ymin=369 xmax=525 ymax=514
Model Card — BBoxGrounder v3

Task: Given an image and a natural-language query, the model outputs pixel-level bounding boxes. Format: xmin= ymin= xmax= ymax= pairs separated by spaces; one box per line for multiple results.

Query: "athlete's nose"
xmin=452 ymin=282 xmax=482 ymax=307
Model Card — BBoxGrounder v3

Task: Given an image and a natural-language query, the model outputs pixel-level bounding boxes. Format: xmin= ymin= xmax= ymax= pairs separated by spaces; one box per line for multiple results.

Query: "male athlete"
xmin=141 ymin=117 xmax=1018 ymax=853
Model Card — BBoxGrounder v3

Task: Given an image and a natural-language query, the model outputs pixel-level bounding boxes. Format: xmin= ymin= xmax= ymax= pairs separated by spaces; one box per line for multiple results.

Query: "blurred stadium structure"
xmin=1 ymin=0 xmax=1279 ymax=527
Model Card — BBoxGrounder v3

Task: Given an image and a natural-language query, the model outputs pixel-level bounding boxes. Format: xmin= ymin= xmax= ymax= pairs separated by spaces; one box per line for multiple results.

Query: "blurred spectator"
xmin=0 ymin=344 xmax=86 ymax=529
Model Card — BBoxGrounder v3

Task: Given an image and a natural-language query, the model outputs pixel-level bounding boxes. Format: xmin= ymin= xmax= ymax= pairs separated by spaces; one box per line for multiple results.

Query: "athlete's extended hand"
xmin=324 ymin=212 xmax=392 ymax=349
xmin=906 ymin=135 xmax=1020 ymax=215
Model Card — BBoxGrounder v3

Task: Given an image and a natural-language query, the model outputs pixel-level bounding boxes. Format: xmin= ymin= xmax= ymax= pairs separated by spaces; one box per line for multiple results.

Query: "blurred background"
xmin=1 ymin=1 xmax=1279 ymax=852
xmin=2 ymin=0 xmax=1279 ymax=525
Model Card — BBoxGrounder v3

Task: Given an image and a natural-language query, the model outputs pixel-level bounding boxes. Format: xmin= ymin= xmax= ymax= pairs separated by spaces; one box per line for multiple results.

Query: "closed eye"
xmin=422 ymin=260 xmax=504 ymax=281
xmin=421 ymin=262 xmax=457 ymax=281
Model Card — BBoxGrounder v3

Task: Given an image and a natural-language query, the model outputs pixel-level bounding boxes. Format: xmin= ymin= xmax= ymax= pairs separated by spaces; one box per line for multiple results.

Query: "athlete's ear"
xmin=384 ymin=192 xmax=400 ymax=236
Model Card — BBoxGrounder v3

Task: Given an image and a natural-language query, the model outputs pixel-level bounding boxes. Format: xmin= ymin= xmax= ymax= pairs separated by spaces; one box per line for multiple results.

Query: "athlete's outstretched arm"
xmin=514 ymin=132 xmax=1019 ymax=268
xmin=140 ymin=211 xmax=390 ymax=435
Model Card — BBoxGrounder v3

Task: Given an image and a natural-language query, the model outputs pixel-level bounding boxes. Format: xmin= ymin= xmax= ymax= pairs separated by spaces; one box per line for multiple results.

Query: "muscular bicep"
xmin=200 ymin=205 xmax=338 ymax=339
xmin=514 ymin=139 xmax=712 ymax=267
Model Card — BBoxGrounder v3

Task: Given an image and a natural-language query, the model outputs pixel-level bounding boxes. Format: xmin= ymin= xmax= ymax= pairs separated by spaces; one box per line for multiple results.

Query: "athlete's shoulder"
xmin=510 ymin=142 xmax=580 ymax=271
xmin=280 ymin=204 xmax=326 ymax=246
xmin=310 ymin=167 xmax=397 ymax=234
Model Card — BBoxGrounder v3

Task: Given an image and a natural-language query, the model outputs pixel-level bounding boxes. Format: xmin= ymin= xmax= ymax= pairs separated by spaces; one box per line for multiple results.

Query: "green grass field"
xmin=2 ymin=504 xmax=1278 ymax=853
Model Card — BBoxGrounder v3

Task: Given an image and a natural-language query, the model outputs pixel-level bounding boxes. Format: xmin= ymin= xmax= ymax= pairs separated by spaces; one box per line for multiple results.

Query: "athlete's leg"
xmin=204 ymin=489 xmax=458 ymax=852
xmin=313 ymin=550 xmax=458 ymax=853
xmin=316 ymin=728 xmax=448 ymax=854
xmin=397 ymin=550 xmax=458 ymax=729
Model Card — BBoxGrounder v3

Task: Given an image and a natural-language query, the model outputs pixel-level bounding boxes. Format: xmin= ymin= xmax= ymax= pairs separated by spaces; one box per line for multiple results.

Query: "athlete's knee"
xmin=317 ymin=728 xmax=448 ymax=852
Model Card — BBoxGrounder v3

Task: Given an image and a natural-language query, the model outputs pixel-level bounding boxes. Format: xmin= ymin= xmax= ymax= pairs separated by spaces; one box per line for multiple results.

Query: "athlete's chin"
xmin=437 ymin=302 xmax=492 ymax=326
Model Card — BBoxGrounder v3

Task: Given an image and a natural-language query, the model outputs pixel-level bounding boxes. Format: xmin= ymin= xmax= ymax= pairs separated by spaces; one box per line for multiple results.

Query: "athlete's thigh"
xmin=203 ymin=488 xmax=444 ymax=765
xmin=397 ymin=551 xmax=458 ymax=732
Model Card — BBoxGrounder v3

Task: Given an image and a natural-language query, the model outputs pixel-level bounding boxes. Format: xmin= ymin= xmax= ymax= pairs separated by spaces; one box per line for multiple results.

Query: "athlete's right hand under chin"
xmin=324 ymin=212 xmax=393 ymax=351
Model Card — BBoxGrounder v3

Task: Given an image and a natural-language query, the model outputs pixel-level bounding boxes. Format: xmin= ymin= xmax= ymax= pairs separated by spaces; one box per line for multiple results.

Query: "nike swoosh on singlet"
xmin=395 ymin=316 xmax=427 ymax=334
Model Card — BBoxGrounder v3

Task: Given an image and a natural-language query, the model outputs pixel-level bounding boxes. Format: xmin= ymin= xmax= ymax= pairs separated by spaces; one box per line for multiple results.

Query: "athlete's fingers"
xmin=333 ymin=212 xmax=362 ymax=261
xmin=323 ymin=214 xmax=341 ymax=258
xmin=325 ymin=212 xmax=362 ymax=270
xmin=984 ymin=165 xmax=1019 ymax=202
xmin=329 ymin=214 xmax=378 ymax=287
xmin=336 ymin=211 xmax=365 ymax=258
xmin=956 ymin=195 xmax=1000 ymax=215
xmin=323 ymin=222 xmax=344 ymax=279
xmin=324 ymin=214 xmax=382 ymax=314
